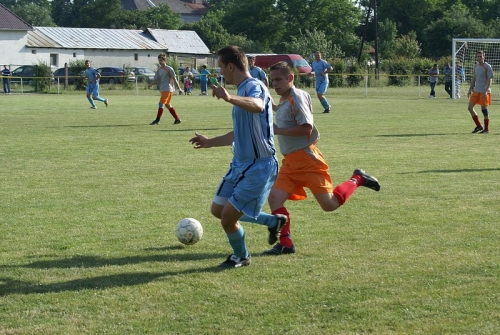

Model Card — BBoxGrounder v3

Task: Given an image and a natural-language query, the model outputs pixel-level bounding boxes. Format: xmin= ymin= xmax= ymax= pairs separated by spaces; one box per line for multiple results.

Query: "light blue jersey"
xmin=312 ymin=59 xmax=331 ymax=86
xmin=85 ymin=67 xmax=100 ymax=95
xmin=232 ymin=77 xmax=276 ymax=161
xmin=249 ymin=66 xmax=267 ymax=83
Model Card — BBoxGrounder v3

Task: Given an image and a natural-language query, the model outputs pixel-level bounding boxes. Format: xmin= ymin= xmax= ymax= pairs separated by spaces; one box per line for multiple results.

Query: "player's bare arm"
xmin=274 ymin=123 xmax=313 ymax=136
xmin=212 ymin=86 xmax=264 ymax=113
xmin=189 ymin=131 xmax=234 ymax=149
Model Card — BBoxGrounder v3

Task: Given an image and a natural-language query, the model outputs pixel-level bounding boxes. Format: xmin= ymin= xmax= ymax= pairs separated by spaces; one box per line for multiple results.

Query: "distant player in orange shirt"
xmin=241 ymin=61 xmax=381 ymax=255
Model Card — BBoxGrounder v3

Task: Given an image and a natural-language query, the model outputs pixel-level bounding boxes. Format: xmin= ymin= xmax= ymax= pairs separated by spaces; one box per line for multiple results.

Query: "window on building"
xmin=50 ymin=54 xmax=58 ymax=67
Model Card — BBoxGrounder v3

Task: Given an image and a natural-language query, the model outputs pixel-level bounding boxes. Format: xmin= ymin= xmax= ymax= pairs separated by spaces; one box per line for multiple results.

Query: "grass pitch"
xmin=1 ymin=88 xmax=499 ymax=334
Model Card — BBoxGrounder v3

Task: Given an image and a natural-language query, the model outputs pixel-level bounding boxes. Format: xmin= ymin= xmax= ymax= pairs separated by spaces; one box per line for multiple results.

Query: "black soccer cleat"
xmin=218 ymin=254 xmax=251 ymax=268
xmin=472 ymin=126 xmax=483 ymax=133
xmin=263 ymin=243 xmax=296 ymax=256
xmin=323 ymin=109 xmax=330 ymax=113
xmin=353 ymin=168 xmax=380 ymax=191
xmin=174 ymin=119 xmax=181 ymax=124
xmin=150 ymin=119 xmax=159 ymax=125
xmin=268 ymin=214 xmax=287 ymax=245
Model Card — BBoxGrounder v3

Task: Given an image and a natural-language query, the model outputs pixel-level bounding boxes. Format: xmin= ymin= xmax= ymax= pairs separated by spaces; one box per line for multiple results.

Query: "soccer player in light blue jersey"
xmin=83 ymin=60 xmax=108 ymax=109
xmin=311 ymin=51 xmax=332 ymax=113
xmin=247 ymin=55 xmax=269 ymax=88
xmin=189 ymin=45 xmax=285 ymax=269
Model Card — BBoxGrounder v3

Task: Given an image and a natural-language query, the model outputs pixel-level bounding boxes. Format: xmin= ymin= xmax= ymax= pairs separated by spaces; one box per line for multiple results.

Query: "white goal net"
xmin=452 ymin=38 xmax=499 ymax=103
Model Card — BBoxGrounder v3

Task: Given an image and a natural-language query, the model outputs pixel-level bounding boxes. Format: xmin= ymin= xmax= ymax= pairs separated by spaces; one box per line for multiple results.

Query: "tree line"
xmin=3 ymin=0 xmax=500 ymax=64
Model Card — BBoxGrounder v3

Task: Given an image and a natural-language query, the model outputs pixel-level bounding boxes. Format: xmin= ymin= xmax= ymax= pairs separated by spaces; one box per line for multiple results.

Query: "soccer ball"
xmin=175 ymin=218 xmax=203 ymax=245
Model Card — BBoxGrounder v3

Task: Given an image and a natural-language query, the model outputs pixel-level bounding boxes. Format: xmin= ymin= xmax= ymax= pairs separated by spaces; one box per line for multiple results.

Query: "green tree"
xmin=377 ymin=18 xmax=398 ymax=59
xmin=423 ymin=3 xmax=491 ymax=57
xmin=10 ymin=2 xmax=56 ymax=26
xmin=182 ymin=10 xmax=233 ymax=52
xmin=288 ymin=29 xmax=344 ymax=62
xmin=393 ymin=31 xmax=422 ymax=59
xmin=222 ymin=0 xmax=286 ymax=50
xmin=142 ymin=4 xmax=182 ymax=29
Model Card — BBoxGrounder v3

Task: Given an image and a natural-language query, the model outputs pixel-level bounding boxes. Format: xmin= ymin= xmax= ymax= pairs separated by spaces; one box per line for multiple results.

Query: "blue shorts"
xmin=316 ymin=81 xmax=328 ymax=95
xmin=86 ymin=83 xmax=99 ymax=96
xmin=214 ymin=157 xmax=278 ymax=219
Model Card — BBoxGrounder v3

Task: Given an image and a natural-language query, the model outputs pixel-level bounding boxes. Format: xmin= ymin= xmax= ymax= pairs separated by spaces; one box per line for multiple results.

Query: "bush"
xmin=328 ymin=59 xmax=346 ymax=88
xmin=383 ymin=57 xmax=413 ymax=86
xmin=346 ymin=64 xmax=364 ymax=87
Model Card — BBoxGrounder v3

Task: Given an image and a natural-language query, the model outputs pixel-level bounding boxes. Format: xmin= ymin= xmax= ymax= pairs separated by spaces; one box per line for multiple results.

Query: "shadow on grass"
xmin=0 ymin=266 xmax=224 ymax=296
xmin=411 ymin=168 xmax=500 ymax=173
xmin=21 ymin=251 xmax=224 ymax=269
xmin=375 ymin=133 xmax=498 ymax=137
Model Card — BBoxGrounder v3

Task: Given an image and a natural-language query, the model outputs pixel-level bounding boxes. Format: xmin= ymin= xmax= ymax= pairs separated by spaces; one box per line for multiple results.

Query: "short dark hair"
xmin=158 ymin=53 xmax=166 ymax=60
xmin=270 ymin=61 xmax=293 ymax=75
xmin=217 ymin=45 xmax=247 ymax=72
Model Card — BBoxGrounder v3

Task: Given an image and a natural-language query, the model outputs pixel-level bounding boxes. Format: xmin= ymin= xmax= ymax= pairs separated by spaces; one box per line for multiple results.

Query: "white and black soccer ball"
xmin=175 ymin=218 xmax=203 ymax=245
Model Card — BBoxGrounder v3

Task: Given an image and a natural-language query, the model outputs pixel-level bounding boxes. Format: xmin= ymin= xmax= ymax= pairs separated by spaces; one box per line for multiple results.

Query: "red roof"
xmin=0 ymin=3 xmax=33 ymax=30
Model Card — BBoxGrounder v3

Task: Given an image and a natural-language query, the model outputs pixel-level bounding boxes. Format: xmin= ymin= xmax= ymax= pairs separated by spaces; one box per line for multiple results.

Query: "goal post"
xmin=452 ymin=38 xmax=499 ymax=102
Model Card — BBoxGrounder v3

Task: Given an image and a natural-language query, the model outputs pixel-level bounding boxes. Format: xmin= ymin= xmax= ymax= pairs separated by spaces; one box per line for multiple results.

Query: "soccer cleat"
xmin=479 ymin=129 xmax=489 ymax=134
xmin=268 ymin=214 xmax=287 ymax=245
xmin=323 ymin=109 xmax=330 ymax=113
xmin=150 ymin=119 xmax=159 ymax=125
xmin=174 ymin=119 xmax=181 ymax=124
xmin=104 ymin=99 xmax=109 ymax=107
xmin=353 ymin=168 xmax=380 ymax=191
xmin=218 ymin=254 xmax=251 ymax=268
xmin=90 ymin=106 xmax=97 ymax=109
xmin=472 ymin=126 xmax=483 ymax=133
xmin=263 ymin=243 xmax=296 ymax=256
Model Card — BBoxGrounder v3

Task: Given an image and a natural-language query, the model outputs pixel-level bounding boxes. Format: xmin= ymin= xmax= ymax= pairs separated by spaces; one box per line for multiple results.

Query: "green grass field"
xmin=1 ymin=87 xmax=499 ymax=334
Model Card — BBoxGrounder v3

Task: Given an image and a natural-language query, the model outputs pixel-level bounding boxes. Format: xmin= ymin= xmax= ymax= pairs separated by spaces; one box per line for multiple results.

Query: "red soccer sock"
xmin=333 ymin=179 xmax=358 ymax=206
xmin=484 ymin=118 xmax=489 ymax=131
xmin=272 ymin=207 xmax=293 ymax=247
xmin=472 ymin=115 xmax=482 ymax=127
xmin=156 ymin=107 xmax=164 ymax=119
xmin=168 ymin=107 xmax=180 ymax=120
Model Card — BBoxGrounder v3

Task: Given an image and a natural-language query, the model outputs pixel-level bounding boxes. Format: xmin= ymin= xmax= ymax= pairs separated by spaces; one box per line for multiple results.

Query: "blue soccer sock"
xmin=321 ymin=98 xmax=330 ymax=110
xmin=94 ymin=96 xmax=106 ymax=102
xmin=87 ymin=96 xmax=96 ymax=107
xmin=227 ymin=226 xmax=248 ymax=259
xmin=240 ymin=212 xmax=276 ymax=228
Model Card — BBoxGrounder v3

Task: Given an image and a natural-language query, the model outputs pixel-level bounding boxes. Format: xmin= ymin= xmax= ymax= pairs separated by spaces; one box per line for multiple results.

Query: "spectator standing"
xmin=443 ymin=63 xmax=453 ymax=98
xmin=468 ymin=50 xmax=494 ymax=134
xmin=148 ymin=53 xmax=182 ymax=125
xmin=183 ymin=66 xmax=193 ymax=95
xmin=200 ymin=65 xmax=210 ymax=95
xmin=428 ymin=63 xmax=439 ymax=98
xmin=2 ymin=65 xmax=11 ymax=94
xmin=247 ymin=55 xmax=269 ymax=87
xmin=455 ymin=62 xmax=465 ymax=98
xmin=311 ymin=51 xmax=332 ymax=113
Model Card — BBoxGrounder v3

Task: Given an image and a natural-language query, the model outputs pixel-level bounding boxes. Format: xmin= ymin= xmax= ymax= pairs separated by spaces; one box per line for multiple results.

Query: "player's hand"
xmin=212 ymin=85 xmax=230 ymax=101
xmin=189 ymin=132 xmax=210 ymax=149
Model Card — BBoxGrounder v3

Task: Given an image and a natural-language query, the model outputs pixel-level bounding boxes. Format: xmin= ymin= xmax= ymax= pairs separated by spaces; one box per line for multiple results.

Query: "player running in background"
xmin=468 ymin=50 xmax=494 ymax=134
xmin=247 ymin=55 xmax=269 ymax=88
xmin=311 ymin=51 xmax=332 ymax=113
xmin=83 ymin=60 xmax=108 ymax=109
xmin=241 ymin=61 xmax=380 ymax=255
xmin=148 ymin=53 xmax=182 ymax=125
xmin=189 ymin=46 xmax=285 ymax=268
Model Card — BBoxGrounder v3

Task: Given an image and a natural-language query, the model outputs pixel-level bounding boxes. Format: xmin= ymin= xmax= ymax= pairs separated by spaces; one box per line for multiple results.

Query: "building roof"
xmin=122 ymin=0 xmax=209 ymax=15
xmin=28 ymin=27 xmax=166 ymax=50
xmin=0 ymin=3 xmax=33 ymax=30
xmin=146 ymin=28 xmax=210 ymax=54
xmin=25 ymin=27 xmax=211 ymax=55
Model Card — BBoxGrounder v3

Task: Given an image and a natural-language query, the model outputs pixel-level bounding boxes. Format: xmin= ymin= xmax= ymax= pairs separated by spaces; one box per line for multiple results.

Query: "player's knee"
xmin=482 ymin=109 xmax=489 ymax=117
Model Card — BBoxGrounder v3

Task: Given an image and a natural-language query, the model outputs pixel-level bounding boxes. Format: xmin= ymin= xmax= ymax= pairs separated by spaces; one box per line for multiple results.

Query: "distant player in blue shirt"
xmin=247 ymin=55 xmax=269 ymax=88
xmin=2 ymin=65 xmax=11 ymax=94
xmin=83 ymin=60 xmax=108 ymax=109
xmin=311 ymin=51 xmax=332 ymax=113
xmin=199 ymin=65 xmax=210 ymax=95
xmin=189 ymin=46 xmax=285 ymax=269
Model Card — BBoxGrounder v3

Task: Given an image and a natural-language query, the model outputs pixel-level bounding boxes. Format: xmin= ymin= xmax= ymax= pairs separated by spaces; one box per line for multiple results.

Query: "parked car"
xmin=178 ymin=67 xmax=200 ymax=83
xmin=247 ymin=54 xmax=312 ymax=75
xmin=10 ymin=65 xmax=38 ymax=85
xmin=52 ymin=67 xmax=78 ymax=85
xmin=128 ymin=67 xmax=155 ymax=83
xmin=96 ymin=67 xmax=128 ymax=84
